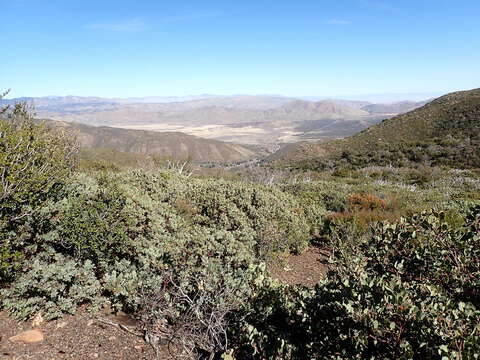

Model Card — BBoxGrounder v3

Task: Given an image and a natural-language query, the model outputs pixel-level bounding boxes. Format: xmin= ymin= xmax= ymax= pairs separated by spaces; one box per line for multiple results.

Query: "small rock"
xmin=87 ymin=319 xmax=95 ymax=326
xmin=93 ymin=353 xmax=99 ymax=358
xmin=9 ymin=329 xmax=44 ymax=343
xmin=108 ymin=336 xmax=116 ymax=341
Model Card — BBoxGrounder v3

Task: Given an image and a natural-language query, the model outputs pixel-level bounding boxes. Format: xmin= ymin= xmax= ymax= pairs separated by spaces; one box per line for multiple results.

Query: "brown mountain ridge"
xmin=48 ymin=120 xmax=260 ymax=163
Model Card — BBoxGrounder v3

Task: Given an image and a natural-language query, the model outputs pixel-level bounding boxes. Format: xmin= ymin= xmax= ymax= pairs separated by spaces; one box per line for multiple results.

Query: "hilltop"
xmin=270 ymin=88 xmax=480 ymax=168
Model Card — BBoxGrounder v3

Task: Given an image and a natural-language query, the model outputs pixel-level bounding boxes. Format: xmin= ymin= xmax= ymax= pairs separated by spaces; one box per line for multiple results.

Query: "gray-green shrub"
xmin=237 ymin=206 xmax=480 ymax=359
xmin=0 ymin=100 xmax=77 ymax=282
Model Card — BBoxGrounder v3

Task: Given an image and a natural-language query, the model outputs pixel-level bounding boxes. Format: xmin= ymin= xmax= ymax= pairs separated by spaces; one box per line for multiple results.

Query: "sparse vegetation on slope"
xmin=273 ymin=88 xmax=480 ymax=169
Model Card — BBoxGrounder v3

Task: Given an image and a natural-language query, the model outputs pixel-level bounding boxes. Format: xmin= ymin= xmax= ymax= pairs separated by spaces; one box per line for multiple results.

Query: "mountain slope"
xmin=271 ymin=88 xmax=480 ymax=168
xmin=269 ymin=100 xmax=369 ymax=120
xmin=48 ymin=120 xmax=260 ymax=163
xmin=361 ymin=100 xmax=428 ymax=115
xmin=351 ymin=88 xmax=480 ymax=145
xmin=23 ymin=98 xmax=369 ymax=127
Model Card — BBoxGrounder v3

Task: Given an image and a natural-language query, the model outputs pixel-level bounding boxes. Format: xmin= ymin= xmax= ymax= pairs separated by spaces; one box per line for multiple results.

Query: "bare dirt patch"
xmin=0 ymin=309 xmax=161 ymax=360
xmin=269 ymin=246 xmax=330 ymax=287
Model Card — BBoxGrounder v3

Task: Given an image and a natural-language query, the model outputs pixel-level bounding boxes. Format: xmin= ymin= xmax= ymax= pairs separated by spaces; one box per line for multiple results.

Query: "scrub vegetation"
xmin=1 ymin=91 xmax=479 ymax=359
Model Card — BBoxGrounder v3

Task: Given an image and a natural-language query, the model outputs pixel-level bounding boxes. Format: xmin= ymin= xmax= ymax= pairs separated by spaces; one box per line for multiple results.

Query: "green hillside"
xmin=271 ymin=88 xmax=480 ymax=169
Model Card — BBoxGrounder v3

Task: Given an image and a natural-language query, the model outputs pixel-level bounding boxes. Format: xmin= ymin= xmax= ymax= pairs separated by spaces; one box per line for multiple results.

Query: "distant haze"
xmin=5 ymin=91 xmax=446 ymax=104
xmin=301 ymin=91 xmax=449 ymax=103
xmin=1 ymin=93 xmax=431 ymax=145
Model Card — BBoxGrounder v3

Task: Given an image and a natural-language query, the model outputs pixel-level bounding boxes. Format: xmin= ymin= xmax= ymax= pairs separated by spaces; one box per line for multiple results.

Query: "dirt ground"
xmin=268 ymin=245 xmax=330 ymax=287
xmin=0 ymin=309 xmax=163 ymax=360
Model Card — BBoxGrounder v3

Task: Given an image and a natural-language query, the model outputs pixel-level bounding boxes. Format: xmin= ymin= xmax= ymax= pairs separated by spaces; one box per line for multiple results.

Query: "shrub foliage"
xmin=1 ymin=95 xmax=479 ymax=359
xmin=238 ymin=207 xmax=480 ymax=359
xmin=0 ymin=99 xmax=77 ymax=281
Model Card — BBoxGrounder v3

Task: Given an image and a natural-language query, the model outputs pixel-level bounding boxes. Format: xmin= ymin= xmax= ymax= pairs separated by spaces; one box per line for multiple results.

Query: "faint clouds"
xmin=85 ymin=18 xmax=145 ymax=33
xmin=326 ymin=19 xmax=351 ymax=25
xmin=84 ymin=11 xmax=222 ymax=32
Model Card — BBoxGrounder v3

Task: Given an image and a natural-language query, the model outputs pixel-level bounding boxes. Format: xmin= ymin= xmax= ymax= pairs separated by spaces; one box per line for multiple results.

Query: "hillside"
xmin=361 ymin=100 xmax=428 ymax=115
xmin=3 ymin=93 xmax=480 ymax=360
xmin=271 ymin=88 xmax=480 ymax=168
xmin=48 ymin=120 xmax=260 ymax=163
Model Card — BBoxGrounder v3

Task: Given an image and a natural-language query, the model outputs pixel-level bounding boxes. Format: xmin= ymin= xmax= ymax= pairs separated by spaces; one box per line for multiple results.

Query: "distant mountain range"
xmin=1 ymin=94 xmax=429 ymax=118
xmin=1 ymin=94 xmax=430 ymax=146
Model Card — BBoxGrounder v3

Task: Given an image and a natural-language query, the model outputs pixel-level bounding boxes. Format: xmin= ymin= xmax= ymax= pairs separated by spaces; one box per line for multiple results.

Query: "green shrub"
xmin=0 ymin=101 xmax=77 ymax=282
xmin=122 ymin=172 xmax=319 ymax=256
xmin=139 ymin=229 xmax=266 ymax=357
xmin=1 ymin=170 xmax=316 ymax=329
xmin=1 ymin=251 xmax=103 ymax=320
xmin=0 ymin=105 xmax=76 ymax=216
xmin=41 ymin=176 xmax=141 ymax=270
xmin=237 ymin=206 xmax=480 ymax=359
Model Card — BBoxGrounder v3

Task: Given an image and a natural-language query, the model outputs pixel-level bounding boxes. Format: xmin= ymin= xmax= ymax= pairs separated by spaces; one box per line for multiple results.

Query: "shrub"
xmin=139 ymin=229 xmax=265 ymax=357
xmin=0 ymin=99 xmax=77 ymax=282
xmin=1 ymin=251 xmax=103 ymax=320
xmin=79 ymin=159 xmax=121 ymax=173
xmin=121 ymin=172 xmax=319 ymax=256
xmin=405 ymin=165 xmax=442 ymax=185
xmin=1 ymin=169 xmax=316 ymax=345
xmin=0 ymin=103 xmax=77 ymax=216
xmin=237 ymin=206 xmax=480 ymax=359
xmin=322 ymin=192 xmax=348 ymax=212
xmin=347 ymin=193 xmax=387 ymax=211
xmin=41 ymin=176 xmax=141 ymax=271
xmin=325 ymin=209 xmax=401 ymax=234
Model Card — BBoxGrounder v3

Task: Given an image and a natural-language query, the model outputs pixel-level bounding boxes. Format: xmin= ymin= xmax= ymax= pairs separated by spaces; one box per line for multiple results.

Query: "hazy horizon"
xmin=3 ymin=90 xmax=451 ymax=104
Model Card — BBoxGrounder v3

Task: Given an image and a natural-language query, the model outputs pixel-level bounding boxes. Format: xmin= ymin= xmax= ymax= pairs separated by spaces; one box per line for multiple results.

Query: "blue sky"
xmin=2 ymin=0 xmax=479 ymax=98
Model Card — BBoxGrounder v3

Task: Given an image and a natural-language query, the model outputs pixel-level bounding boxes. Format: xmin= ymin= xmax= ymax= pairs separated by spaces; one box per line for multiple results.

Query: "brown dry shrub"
xmin=347 ymin=193 xmax=387 ymax=211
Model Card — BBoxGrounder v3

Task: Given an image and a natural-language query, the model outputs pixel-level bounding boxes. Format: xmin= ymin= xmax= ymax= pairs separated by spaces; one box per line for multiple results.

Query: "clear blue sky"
xmin=2 ymin=0 xmax=479 ymax=98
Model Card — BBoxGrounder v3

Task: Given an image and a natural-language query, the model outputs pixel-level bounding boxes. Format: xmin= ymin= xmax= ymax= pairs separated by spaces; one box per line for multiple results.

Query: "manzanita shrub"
xmin=236 ymin=205 xmax=480 ymax=359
